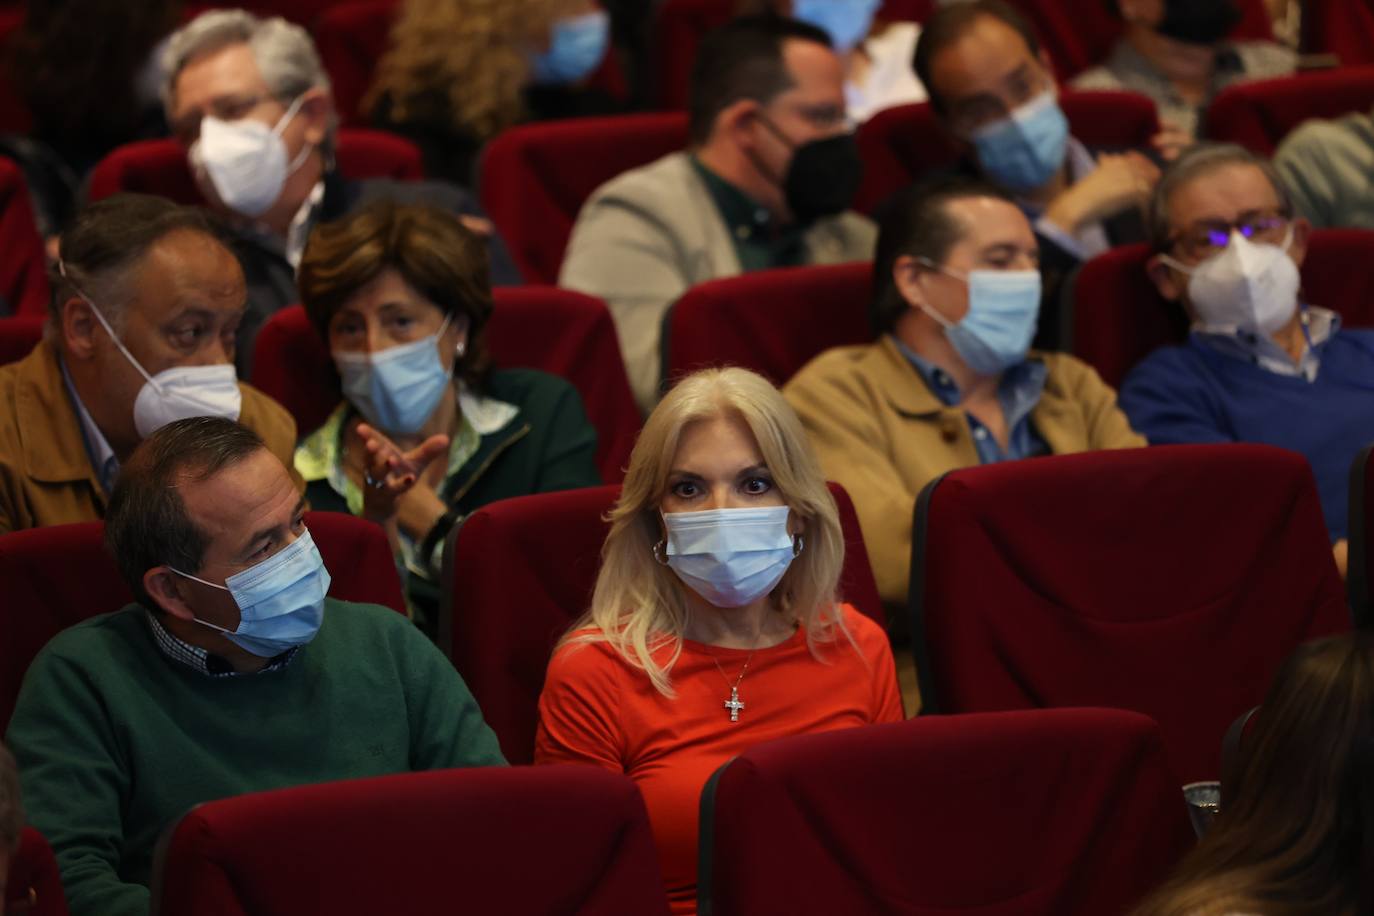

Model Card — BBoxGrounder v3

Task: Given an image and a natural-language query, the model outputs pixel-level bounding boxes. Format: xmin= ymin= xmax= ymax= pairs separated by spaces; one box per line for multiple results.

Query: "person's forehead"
xmin=172 ymin=41 xmax=270 ymax=113
xmin=1166 ymin=162 xmax=1281 ymax=226
xmin=778 ymin=38 xmax=845 ymax=100
xmin=674 ymin=413 xmax=764 ymax=466
xmin=930 ymin=15 xmax=1036 ymax=99
xmin=178 ymin=449 xmax=294 ymax=548
xmin=947 ymin=195 xmax=1034 ymax=247
xmin=126 ymin=231 xmax=246 ymax=320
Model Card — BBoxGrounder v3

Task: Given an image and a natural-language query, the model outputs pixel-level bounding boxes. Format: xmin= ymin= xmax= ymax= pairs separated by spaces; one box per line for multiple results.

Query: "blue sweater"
xmin=1118 ymin=330 xmax=1374 ymax=540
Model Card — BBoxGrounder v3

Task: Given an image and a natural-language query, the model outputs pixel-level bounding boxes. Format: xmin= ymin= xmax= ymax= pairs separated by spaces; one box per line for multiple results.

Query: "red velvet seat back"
xmin=314 ymin=0 xmax=399 ymax=126
xmin=6 ymin=827 xmax=70 ymax=916
xmin=0 ymin=7 xmax=31 ymax=134
xmin=0 ymin=156 xmax=49 ymax=317
xmin=0 ymin=512 xmax=404 ymax=732
xmin=1072 ymin=229 xmax=1374 ymax=388
xmin=445 ymin=481 xmax=884 ymax=763
xmin=151 ymin=767 xmax=670 ymax=916
xmin=653 ymin=0 xmax=935 ymax=111
xmin=251 ymin=291 xmax=641 ymax=484
xmin=1302 ymin=0 xmax=1374 ymax=66
xmin=854 ymin=91 xmax=1159 ymax=213
xmin=1347 ymin=444 xmax=1374 ymax=627
xmin=662 ymin=262 xmax=873 ymax=390
xmin=910 ymin=444 xmax=1351 ymax=783
xmin=0 ymin=314 xmax=43 ymax=365
xmin=86 ymin=130 xmax=424 ymax=204
xmin=701 ymin=708 xmax=1195 ymax=916
xmin=1001 ymin=0 xmax=1272 ymax=80
xmin=478 ymin=112 xmax=689 ymax=283
xmin=1205 ymin=68 xmax=1374 ymax=155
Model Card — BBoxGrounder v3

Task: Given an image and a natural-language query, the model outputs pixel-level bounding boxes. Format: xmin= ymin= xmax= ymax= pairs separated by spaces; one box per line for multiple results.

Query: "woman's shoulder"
xmin=812 ymin=603 xmax=892 ymax=657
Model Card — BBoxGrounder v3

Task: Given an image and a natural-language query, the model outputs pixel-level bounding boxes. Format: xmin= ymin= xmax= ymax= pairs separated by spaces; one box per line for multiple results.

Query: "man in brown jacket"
xmin=785 ymin=177 xmax=1143 ymax=608
xmin=0 ymin=194 xmax=297 ymax=534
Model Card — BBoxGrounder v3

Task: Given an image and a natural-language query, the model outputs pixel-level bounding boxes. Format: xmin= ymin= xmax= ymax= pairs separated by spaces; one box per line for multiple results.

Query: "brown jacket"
xmin=0 ymin=339 xmax=299 ymax=534
xmin=784 ymin=336 xmax=1145 ymax=606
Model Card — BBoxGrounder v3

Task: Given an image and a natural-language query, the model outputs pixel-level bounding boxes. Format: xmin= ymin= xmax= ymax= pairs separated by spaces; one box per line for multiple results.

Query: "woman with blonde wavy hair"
xmin=365 ymin=0 xmax=618 ymax=187
xmin=536 ymin=366 xmax=903 ymax=916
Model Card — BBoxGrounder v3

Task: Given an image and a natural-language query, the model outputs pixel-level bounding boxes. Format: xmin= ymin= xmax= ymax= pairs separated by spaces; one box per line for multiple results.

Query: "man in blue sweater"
xmin=1118 ymin=142 xmax=1374 ymax=567
xmin=6 ymin=417 xmax=506 ymax=916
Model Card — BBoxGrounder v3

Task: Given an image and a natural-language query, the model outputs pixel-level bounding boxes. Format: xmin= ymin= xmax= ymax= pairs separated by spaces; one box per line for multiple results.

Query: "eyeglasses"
xmin=170 ymin=93 xmax=274 ymax=143
xmin=1166 ymin=211 xmax=1291 ymax=261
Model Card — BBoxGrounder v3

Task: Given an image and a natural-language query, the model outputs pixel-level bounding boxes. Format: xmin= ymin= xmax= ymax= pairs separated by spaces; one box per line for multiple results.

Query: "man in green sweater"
xmin=4 ymin=417 xmax=506 ymax=916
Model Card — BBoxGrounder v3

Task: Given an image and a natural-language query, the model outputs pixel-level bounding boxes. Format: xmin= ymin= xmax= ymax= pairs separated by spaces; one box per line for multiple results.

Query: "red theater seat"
xmin=252 ymin=291 xmax=640 ymax=484
xmin=854 ymin=91 xmax=1159 ymax=213
xmin=1347 ymin=444 xmax=1374 ymax=626
xmin=478 ymin=112 xmax=689 ymax=283
xmin=444 ymin=481 xmax=883 ymax=763
xmin=6 ymin=827 xmax=70 ymax=916
xmin=661 ymin=262 xmax=872 ymax=389
xmin=1072 ymin=229 xmax=1374 ymax=388
xmin=910 ymin=444 xmax=1351 ymax=784
xmin=700 ymin=708 xmax=1195 ymax=916
xmin=1002 ymin=0 xmax=1272 ymax=80
xmin=86 ymin=130 xmax=424 ymax=204
xmin=1303 ymin=0 xmax=1374 ymax=66
xmin=0 ymin=512 xmax=404 ymax=731
xmin=0 ymin=156 xmax=50 ymax=317
xmin=151 ymin=767 xmax=671 ymax=916
xmin=1205 ymin=68 xmax=1374 ymax=155
xmin=0 ymin=314 xmax=43 ymax=365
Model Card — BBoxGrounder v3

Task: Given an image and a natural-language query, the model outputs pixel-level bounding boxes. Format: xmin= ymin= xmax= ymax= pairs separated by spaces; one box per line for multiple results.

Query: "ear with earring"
xmin=455 ymin=340 xmax=466 ymax=359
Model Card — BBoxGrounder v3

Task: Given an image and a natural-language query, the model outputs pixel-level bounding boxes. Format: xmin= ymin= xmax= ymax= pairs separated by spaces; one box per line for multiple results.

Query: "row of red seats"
xmin=4 ymin=227 xmax=1373 ymax=487
xmin=9 ymin=707 xmax=1198 ymax=916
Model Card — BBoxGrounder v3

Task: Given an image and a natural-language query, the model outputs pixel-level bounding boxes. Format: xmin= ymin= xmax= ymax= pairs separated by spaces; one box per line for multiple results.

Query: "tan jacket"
xmin=559 ymin=151 xmax=878 ymax=412
xmin=784 ymin=337 xmax=1145 ymax=606
xmin=0 ymin=339 xmax=299 ymax=534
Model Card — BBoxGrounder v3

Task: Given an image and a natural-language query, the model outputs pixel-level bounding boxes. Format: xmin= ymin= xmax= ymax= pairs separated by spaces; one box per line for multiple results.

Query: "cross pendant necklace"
xmin=714 ymin=653 xmax=755 ymax=723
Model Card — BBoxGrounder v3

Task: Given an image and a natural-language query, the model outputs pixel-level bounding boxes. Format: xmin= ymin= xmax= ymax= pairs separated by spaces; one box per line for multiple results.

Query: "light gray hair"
xmin=160 ymin=9 xmax=335 ymax=156
xmin=1148 ymin=142 xmax=1293 ymax=251
xmin=0 ymin=741 xmax=21 ymax=853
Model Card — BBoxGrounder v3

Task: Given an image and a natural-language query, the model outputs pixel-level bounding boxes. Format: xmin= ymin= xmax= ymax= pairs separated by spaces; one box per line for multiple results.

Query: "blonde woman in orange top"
xmin=535 ymin=366 xmax=903 ymax=916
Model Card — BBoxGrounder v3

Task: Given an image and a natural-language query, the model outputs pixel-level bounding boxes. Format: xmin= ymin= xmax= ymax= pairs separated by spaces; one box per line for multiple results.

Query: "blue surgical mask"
xmin=793 ymin=0 xmax=882 ymax=53
xmin=333 ymin=313 xmax=453 ymax=435
xmin=171 ymin=529 xmax=332 ymax=658
xmin=660 ymin=506 xmax=798 ymax=608
xmin=918 ymin=260 xmax=1041 ymax=376
xmin=971 ymin=90 xmax=1069 ymax=193
xmin=530 ymin=10 xmax=611 ymax=85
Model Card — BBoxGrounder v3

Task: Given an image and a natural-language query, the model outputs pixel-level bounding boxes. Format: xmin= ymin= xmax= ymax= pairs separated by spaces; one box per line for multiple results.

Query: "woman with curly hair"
xmin=365 ymin=0 xmax=620 ymax=187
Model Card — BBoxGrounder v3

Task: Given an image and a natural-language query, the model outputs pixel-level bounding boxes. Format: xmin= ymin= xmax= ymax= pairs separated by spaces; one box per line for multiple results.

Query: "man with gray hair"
xmin=0 ymin=193 xmax=297 ymax=534
xmin=161 ymin=8 xmax=520 ymax=375
xmin=1118 ymin=142 xmax=1374 ymax=564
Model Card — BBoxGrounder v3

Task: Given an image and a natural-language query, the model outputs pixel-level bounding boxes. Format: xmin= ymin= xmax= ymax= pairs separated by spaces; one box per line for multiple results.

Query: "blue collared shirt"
xmin=57 ymin=355 xmax=120 ymax=496
xmin=1192 ymin=305 xmax=1337 ymax=383
xmin=894 ymin=336 xmax=1051 ymax=463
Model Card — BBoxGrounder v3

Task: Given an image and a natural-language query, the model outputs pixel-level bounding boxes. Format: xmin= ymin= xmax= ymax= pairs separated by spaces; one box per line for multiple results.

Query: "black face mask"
xmin=1156 ymin=0 xmax=1241 ymax=46
xmin=755 ymin=116 xmax=864 ymax=222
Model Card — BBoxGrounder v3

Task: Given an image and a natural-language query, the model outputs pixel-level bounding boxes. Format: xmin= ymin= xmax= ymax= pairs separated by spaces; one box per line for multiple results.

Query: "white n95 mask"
xmin=1162 ymin=229 xmax=1300 ymax=336
xmin=189 ymin=95 xmax=311 ymax=218
xmin=79 ymin=290 xmax=242 ymax=438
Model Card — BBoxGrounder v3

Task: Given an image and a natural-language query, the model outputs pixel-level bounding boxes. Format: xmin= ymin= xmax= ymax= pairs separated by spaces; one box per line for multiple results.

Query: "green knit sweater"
xmin=5 ymin=599 xmax=506 ymax=916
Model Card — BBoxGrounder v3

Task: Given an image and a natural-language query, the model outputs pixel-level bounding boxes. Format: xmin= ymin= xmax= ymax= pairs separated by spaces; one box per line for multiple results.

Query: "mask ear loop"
xmin=273 ymin=94 xmax=315 ymax=178
xmin=911 ymin=257 xmax=966 ymax=331
xmin=58 ymin=260 xmax=163 ymax=394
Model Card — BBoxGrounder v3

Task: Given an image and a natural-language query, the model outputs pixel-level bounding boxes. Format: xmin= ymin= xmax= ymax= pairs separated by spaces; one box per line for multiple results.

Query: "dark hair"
xmin=104 ymin=417 xmax=266 ymax=612
xmin=687 ymin=15 xmax=831 ymax=147
xmin=52 ymin=192 xmax=227 ymax=326
xmin=913 ymin=0 xmax=1043 ymax=115
xmin=1133 ymin=632 xmax=1374 ymax=916
xmin=870 ymin=176 xmax=1014 ymax=334
xmin=297 ymin=200 xmax=493 ymax=388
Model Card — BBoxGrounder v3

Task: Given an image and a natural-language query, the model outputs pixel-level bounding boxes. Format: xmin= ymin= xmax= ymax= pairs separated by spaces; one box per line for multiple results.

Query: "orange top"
xmin=534 ymin=605 xmax=904 ymax=915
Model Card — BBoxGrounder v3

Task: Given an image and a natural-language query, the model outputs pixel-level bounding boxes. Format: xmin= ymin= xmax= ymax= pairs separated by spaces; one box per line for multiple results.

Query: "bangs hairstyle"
xmin=297 ymin=201 xmax=493 ymax=388
xmin=562 ymin=366 xmax=849 ymax=696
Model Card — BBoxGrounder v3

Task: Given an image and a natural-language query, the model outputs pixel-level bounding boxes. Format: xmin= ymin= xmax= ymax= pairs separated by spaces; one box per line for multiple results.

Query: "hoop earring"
xmin=652 ymin=538 xmax=670 ymax=566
